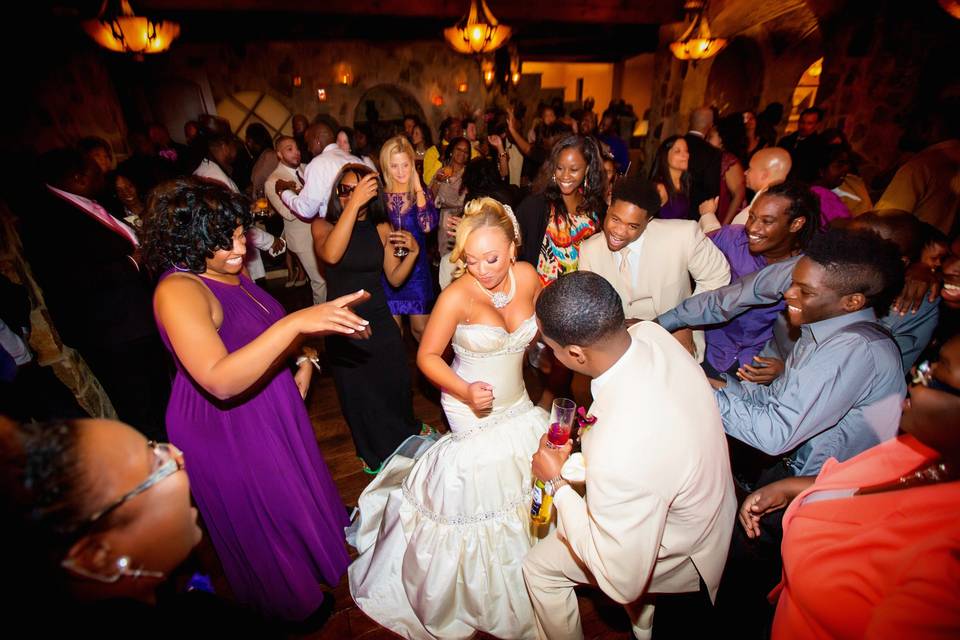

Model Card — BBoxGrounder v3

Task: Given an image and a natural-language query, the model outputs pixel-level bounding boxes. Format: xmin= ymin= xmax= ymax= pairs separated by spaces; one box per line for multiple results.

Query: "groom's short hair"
xmin=537 ymin=271 xmax=625 ymax=347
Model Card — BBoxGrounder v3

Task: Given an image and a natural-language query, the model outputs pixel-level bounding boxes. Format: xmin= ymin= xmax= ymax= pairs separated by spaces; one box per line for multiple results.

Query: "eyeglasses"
xmin=336 ymin=182 xmax=357 ymax=197
xmin=911 ymin=360 xmax=960 ymax=397
xmin=84 ymin=442 xmax=185 ymax=527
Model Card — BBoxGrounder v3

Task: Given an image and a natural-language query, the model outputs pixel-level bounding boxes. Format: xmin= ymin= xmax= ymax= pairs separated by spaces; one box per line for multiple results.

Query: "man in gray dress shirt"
xmin=711 ymin=228 xmax=907 ymax=479
xmin=658 ymin=214 xmax=939 ymax=378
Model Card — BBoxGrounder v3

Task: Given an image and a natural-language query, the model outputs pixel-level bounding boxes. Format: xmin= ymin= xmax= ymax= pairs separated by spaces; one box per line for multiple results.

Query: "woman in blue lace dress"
xmin=379 ymin=135 xmax=439 ymax=342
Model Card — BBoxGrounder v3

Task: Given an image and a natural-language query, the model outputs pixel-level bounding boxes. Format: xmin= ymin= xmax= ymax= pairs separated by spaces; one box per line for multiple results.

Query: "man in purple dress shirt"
xmin=697 ymin=182 xmax=821 ymax=379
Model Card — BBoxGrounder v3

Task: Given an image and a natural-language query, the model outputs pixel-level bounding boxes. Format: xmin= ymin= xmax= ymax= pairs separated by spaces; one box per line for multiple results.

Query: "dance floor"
xmin=186 ymin=277 xmax=635 ymax=639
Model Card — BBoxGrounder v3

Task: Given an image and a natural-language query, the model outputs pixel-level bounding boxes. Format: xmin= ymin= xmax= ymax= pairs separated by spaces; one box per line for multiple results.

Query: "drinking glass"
xmin=393 ymin=212 xmax=409 ymax=258
xmin=546 ymin=398 xmax=576 ymax=448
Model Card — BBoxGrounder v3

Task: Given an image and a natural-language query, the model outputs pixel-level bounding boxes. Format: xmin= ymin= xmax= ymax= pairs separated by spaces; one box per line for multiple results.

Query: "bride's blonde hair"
xmin=449 ymin=197 xmax=520 ymax=280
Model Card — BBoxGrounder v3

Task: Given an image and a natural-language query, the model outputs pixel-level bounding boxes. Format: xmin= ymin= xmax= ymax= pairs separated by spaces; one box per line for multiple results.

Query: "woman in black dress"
xmin=312 ymin=164 xmax=421 ymax=474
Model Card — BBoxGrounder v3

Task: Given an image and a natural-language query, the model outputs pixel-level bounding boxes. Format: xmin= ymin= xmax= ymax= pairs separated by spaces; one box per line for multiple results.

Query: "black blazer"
xmin=684 ymin=132 xmax=722 ymax=211
xmin=18 ymin=189 xmax=158 ymax=350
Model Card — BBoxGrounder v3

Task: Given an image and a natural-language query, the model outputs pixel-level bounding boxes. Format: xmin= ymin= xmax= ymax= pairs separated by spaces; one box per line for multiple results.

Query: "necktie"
xmin=295 ymin=169 xmax=305 ymax=186
xmin=619 ymin=250 xmax=633 ymax=299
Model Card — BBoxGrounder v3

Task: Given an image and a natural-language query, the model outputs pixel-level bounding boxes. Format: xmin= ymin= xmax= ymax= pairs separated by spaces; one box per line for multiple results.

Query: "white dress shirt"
xmin=281 ymin=144 xmax=364 ymax=219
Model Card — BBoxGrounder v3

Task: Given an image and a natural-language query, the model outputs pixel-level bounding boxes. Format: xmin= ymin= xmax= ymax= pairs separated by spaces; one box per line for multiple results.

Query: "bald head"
xmin=689 ymin=107 xmax=715 ymax=134
xmin=304 ymin=123 xmax=334 ymax=156
xmin=745 ymin=148 xmax=792 ymax=192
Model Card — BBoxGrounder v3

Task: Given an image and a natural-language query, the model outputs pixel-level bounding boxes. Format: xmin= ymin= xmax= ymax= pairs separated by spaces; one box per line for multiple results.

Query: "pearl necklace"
xmin=475 ymin=268 xmax=515 ymax=309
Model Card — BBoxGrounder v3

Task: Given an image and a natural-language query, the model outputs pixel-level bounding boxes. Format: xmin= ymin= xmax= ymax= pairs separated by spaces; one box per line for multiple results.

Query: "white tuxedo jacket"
xmin=555 ymin=322 xmax=736 ymax=604
xmin=578 ymin=219 xmax=730 ymax=361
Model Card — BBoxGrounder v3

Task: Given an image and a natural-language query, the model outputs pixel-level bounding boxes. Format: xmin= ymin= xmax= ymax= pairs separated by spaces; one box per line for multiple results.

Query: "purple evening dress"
xmin=383 ymin=192 xmax=439 ymax=315
xmin=156 ymin=271 xmax=349 ymax=622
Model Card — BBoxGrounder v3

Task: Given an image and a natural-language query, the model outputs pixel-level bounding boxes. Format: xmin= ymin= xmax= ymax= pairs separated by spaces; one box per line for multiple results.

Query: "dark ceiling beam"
xmin=136 ymin=0 xmax=681 ymax=25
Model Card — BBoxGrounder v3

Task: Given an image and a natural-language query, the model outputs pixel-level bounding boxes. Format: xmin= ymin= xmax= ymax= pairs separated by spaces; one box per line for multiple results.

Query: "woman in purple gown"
xmin=142 ymin=178 xmax=371 ymax=624
xmin=379 ymin=135 xmax=439 ymax=342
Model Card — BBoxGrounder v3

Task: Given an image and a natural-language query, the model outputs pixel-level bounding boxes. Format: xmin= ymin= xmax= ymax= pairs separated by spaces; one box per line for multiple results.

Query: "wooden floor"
xmin=189 ymin=277 xmax=634 ymax=639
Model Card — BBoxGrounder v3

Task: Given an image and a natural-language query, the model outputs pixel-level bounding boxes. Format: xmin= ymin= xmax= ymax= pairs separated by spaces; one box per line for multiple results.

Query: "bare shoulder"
xmin=155 ymin=272 xmax=217 ymax=318
xmin=156 ymin=272 xmax=208 ymax=300
xmin=512 ymin=261 xmax=540 ymax=288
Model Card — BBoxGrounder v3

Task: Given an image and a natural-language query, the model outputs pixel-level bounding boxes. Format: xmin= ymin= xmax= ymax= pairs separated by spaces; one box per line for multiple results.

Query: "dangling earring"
xmin=552 ymin=175 xmax=557 ymax=183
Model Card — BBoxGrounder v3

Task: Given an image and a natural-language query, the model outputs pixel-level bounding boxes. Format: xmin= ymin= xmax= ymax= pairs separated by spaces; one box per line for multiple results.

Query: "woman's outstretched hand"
xmin=297 ymin=290 xmax=372 ymax=338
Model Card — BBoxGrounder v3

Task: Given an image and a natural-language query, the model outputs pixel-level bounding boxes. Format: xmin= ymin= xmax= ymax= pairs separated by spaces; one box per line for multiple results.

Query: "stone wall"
xmin=153 ymin=40 xmax=540 ymax=141
xmin=5 ymin=42 xmax=129 ymax=159
xmin=816 ymin=0 xmax=960 ymax=186
xmin=0 ymin=205 xmax=116 ymax=420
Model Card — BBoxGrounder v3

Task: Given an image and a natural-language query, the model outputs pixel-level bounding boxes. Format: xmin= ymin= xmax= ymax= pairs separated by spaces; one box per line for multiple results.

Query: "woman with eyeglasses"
xmin=736 ymin=333 xmax=960 ymax=639
xmin=141 ymin=177 xmax=371 ymax=626
xmin=0 ymin=416 xmax=277 ymax=635
xmin=312 ymin=164 xmax=423 ymax=475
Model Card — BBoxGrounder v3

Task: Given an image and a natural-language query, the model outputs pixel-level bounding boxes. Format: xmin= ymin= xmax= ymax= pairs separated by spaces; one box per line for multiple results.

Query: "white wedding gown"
xmin=348 ymin=315 xmax=549 ymax=639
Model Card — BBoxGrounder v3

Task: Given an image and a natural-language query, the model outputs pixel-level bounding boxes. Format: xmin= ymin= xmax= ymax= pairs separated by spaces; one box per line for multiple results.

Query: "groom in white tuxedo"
xmin=525 ymin=271 xmax=736 ymax=639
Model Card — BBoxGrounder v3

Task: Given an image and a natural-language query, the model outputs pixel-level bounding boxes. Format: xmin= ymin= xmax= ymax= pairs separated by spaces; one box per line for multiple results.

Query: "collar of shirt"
xmin=688 ymin=130 xmax=705 ymax=138
xmin=590 ymin=335 xmax=639 ymax=398
xmin=195 ymin=159 xmax=240 ymax=193
xmin=46 ymin=184 xmax=140 ymax=247
xmin=803 ymin=307 xmax=878 ymax=345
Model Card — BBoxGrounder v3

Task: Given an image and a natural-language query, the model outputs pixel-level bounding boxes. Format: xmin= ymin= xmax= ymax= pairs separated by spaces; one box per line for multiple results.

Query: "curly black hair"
xmin=141 ymin=177 xmax=253 ymax=274
xmin=804 ymin=227 xmax=905 ymax=314
xmin=756 ymin=181 xmax=822 ymax=249
xmin=0 ymin=418 xmax=88 ymax=601
xmin=536 ymin=134 xmax=607 ymax=224
xmin=536 ymin=271 xmax=625 ymax=347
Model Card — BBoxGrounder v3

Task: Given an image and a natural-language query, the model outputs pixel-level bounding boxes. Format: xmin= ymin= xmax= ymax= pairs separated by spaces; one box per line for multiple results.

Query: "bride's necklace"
xmin=475 ymin=268 xmax=515 ymax=309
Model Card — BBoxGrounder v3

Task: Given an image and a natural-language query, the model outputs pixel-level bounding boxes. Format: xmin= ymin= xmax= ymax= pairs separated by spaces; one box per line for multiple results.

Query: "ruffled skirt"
xmin=348 ymin=398 xmax=548 ymax=639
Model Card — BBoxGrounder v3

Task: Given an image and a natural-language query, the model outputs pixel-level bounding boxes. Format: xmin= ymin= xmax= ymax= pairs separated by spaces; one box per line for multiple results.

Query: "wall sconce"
xmin=509 ymin=51 xmax=521 ymax=86
xmin=458 ymin=82 xmax=469 ymax=93
xmin=481 ymin=58 xmax=495 ymax=88
xmin=336 ymin=63 xmax=353 ymax=86
xmin=432 ymin=95 xmax=445 ymax=107
xmin=292 ymin=75 xmax=302 ymax=88
xmin=317 ymin=88 xmax=327 ymax=102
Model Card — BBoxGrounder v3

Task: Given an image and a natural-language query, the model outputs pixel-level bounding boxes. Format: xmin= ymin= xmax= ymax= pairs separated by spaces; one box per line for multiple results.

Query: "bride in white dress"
xmin=349 ymin=197 xmax=548 ymax=639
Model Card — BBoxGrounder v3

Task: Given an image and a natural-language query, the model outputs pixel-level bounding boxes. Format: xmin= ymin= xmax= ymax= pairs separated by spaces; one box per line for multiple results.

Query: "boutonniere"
xmin=575 ymin=406 xmax=597 ymax=438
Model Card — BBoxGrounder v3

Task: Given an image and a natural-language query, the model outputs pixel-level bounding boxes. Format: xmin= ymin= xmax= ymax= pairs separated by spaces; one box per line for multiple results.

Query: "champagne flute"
xmin=546 ymin=398 xmax=576 ymax=448
xmin=393 ymin=211 xmax=409 ymax=258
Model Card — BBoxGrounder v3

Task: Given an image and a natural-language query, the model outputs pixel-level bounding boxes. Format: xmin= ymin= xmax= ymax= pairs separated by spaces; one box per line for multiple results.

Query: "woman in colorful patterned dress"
xmin=380 ymin=135 xmax=440 ymax=342
xmin=515 ymin=135 xmax=607 ymax=407
xmin=515 ymin=134 xmax=607 ymax=283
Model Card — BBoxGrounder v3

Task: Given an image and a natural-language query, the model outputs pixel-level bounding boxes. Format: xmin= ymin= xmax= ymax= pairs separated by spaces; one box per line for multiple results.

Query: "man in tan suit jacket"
xmin=525 ymin=272 xmax=736 ymax=640
xmin=578 ymin=177 xmax=730 ymax=360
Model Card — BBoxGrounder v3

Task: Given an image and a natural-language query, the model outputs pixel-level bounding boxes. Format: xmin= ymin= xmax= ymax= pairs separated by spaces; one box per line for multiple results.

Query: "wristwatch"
xmin=544 ymin=476 xmax=569 ymax=497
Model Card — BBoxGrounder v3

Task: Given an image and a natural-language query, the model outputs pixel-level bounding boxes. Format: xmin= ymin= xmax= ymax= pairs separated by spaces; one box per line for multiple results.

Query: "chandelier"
xmin=669 ymin=0 xmax=726 ymax=61
xmin=444 ymin=0 xmax=512 ymax=55
xmin=82 ymin=0 xmax=181 ymax=60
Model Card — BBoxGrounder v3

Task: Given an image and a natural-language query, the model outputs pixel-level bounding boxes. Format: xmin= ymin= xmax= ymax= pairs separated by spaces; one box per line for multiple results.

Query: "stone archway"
xmin=704 ymin=36 xmax=765 ymax=113
xmin=353 ymin=84 xmax=428 ymax=150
